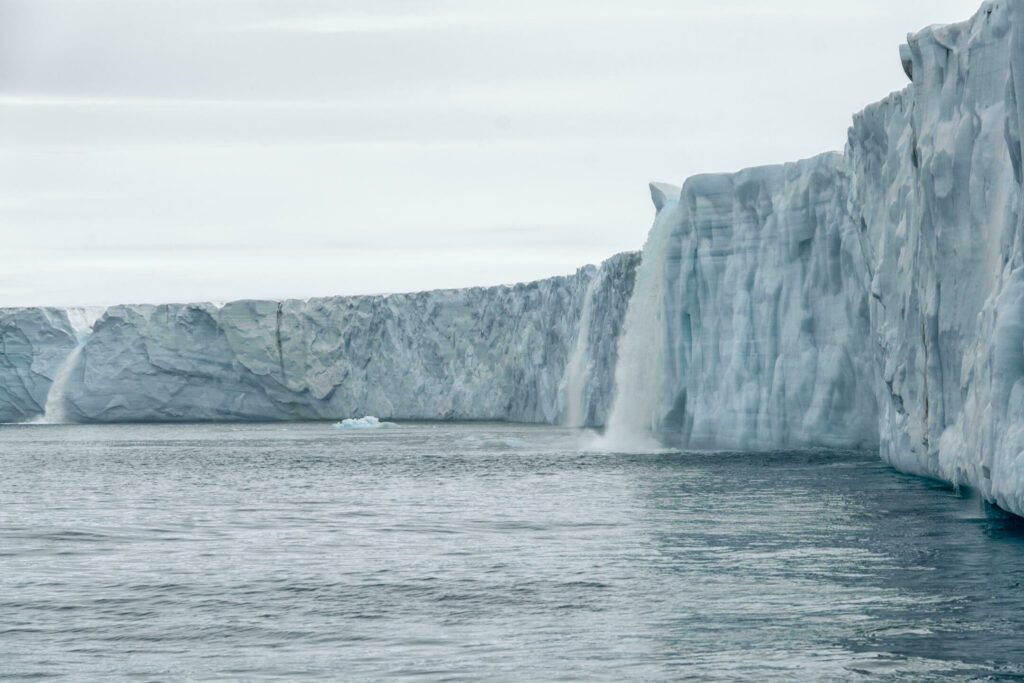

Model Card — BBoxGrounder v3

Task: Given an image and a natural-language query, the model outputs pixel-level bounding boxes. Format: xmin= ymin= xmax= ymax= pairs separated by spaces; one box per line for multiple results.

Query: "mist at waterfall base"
xmin=4 ymin=421 xmax=1024 ymax=680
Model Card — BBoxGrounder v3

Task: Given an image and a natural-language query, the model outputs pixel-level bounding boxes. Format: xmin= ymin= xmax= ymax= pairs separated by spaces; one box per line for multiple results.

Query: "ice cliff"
xmin=604 ymin=154 xmax=879 ymax=452
xmin=0 ymin=309 xmax=78 ymax=423
xmin=604 ymin=0 xmax=1024 ymax=515
xmin=4 ymin=1 xmax=1024 ymax=515
xmin=52 ymin=252 xmax=638 ymax=425
xmin=848 ymin=0 xmax=1024 ymax=514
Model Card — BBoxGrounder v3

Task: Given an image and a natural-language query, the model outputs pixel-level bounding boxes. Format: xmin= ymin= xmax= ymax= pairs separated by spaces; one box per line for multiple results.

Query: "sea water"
xmin=2 ymin=422 xmax=1024 ymax=681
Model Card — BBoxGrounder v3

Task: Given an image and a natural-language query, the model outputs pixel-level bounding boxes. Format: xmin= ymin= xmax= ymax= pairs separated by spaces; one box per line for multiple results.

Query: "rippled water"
xmin=2 ymin=422 xmax=1024 ymax=681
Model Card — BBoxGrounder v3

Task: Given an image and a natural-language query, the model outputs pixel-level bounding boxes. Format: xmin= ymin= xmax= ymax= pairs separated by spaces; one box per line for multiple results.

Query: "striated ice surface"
xmin=48 ymin=252 xmax=636 ymax=425
xmin=0 ymin=309 xmax=78 ymax=423
xmin=605 ymin=155 xmax=879 ymax=451
xmin=603 ymin=1 xmax=1024 ymax=515
xmin=844 ymin=0 xmax=1024 ymax=516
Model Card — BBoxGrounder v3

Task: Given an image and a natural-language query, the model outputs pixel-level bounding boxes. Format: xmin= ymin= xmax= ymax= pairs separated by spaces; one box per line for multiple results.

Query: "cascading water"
xmin=560 ymin=270 xmax=601 ymax=428
xmin=599 ymin=184 xmax=681 ymax=451
xmin=39 ymin=344 xmax=84 ymax=424
xmin=34 ymin=308 xmax=101 ymax=425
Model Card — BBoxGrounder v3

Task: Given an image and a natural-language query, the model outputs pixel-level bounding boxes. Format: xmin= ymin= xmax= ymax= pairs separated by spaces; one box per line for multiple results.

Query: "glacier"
xmin=54 ymin=252 xmax=638 ymax=425
xmin=0 ymin=309 xmax=79 ymax=423
xmin=4 ymin=1 xmax=1024 ymax=515
xmin=604 ymin=0 xmax=1024 ymax=516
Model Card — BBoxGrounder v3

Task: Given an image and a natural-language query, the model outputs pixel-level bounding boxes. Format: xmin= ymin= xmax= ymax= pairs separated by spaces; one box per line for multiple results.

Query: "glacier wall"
xmin=846 ymin=0 xmax=1024 ymax=514
xmin=0 ymin=309 xmax=78 ymax=423
xmin=46 ymin=252 xmax=637 ymax=424
xmin=602 ymin=0 xmax=1024 ymax=515
xmin=606 ymin=155 xmax=879 ymax=451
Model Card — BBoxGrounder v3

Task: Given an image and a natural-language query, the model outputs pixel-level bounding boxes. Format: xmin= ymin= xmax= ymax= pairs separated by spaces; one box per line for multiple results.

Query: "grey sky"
xmin=2 ymin=0 xmax=982 ymax=306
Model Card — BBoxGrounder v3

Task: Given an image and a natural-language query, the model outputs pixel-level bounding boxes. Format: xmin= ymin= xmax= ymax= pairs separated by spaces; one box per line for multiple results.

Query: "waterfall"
xmin=599 ymin=184 xmax=681 ymax=451
xmin=34 ymin=308 xmax=101 ymax=425
xmin=38 ymin=344 xmax=84 ymax=424
xmin=561 ymin=270 xmax=601 ymax=427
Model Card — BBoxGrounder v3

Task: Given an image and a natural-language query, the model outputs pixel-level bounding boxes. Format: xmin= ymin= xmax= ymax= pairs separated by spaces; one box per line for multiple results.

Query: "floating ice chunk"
xmin=333 ymin=416 xmax=399 ymax=430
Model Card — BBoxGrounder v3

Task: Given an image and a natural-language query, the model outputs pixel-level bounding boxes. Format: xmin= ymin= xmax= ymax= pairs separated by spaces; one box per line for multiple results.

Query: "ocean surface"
xmin=2 ymin=422 xmax=1024 ymax=681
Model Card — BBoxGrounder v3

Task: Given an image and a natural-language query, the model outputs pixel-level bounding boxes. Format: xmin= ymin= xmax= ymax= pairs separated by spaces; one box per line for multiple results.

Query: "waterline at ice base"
xmin=4 ymin=1 xmax=1024 ymax=516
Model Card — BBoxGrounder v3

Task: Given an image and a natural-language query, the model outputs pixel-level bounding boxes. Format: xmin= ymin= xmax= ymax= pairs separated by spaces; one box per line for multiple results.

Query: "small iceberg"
xmin=333 ymin=416 xmax=399 ymax=430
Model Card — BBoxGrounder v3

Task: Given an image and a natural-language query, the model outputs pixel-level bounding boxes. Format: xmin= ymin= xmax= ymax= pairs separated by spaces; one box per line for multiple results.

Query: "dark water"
xmin=2 ymin=422 xmax=1024 ymax=681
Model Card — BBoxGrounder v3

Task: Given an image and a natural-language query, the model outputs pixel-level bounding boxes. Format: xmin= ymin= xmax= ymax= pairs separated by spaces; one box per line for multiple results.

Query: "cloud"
xmin=235 ymin=2 xmax=887 ymax=35
xmin=0 ymin=0 xmax=985 ymax=306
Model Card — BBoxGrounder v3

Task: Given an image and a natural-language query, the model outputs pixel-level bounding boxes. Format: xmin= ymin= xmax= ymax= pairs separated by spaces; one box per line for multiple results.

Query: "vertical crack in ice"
xmin=276 ymin=302 xmax=287 ymax=383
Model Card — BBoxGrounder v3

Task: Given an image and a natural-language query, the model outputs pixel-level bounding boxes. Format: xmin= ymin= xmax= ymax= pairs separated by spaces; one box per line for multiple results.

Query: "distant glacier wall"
xmin=53 ymin=252 xmax=638 ymax=425
xmin=0 ymin=309 xmax=78 ymax=423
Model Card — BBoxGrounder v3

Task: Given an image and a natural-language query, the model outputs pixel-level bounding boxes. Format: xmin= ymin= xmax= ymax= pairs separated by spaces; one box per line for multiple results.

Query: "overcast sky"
xmin=1 ymin=0 xmax=983 ymax=306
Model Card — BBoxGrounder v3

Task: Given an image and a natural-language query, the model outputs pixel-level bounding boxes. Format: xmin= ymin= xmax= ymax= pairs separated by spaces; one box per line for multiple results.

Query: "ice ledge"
xmin=649 ymin=183 xmax=681 ymax=212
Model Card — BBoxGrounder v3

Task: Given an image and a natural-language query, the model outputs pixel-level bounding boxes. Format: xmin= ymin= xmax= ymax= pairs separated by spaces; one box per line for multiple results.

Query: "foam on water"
xmin=334 ymin=416 xmax=399 ymax=430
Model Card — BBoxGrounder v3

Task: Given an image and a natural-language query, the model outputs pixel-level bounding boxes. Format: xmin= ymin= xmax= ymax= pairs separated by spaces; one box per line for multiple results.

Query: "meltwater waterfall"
xmin=38 ymin=344 xmax=83 ymax=424
xmin=599 ymin=184 xmax=681 ymax=451
xmin=560 ymin=271 xmax=600 ymax=428
xmin=32 ymin=310 xmax=100 ymax=425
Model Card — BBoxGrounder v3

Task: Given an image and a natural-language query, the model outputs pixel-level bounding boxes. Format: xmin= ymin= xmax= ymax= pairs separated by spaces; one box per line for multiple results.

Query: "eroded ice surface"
xmin=847 ymin=1 xmax=1024 ymax=516
xmin=604 ymin=1 xmax=1024 ymax=515
xmin=0 ymin=309 xmax=78 ymax=423
xmin=605 ymin=155 xmax=879 ymax=452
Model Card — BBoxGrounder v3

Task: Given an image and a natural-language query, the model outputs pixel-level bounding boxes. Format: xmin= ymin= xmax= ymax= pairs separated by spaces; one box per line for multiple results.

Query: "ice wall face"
xmin=600 ymin=0 xmax=1024 ymax=513
xmin=57 ymin=254 xmax=637 ymax=424
xmin=0 ymin=309 xmax=78 ymax=423
xmin=605 ymin=155 xmax=879 ymax=450
xmin=846 ymin=1 xmax=1024 ymax=514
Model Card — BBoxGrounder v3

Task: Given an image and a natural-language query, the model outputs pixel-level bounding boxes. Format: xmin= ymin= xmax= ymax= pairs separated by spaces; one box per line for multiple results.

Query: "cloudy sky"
xmin=2 ymin=0 xmax=982 ymax=306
